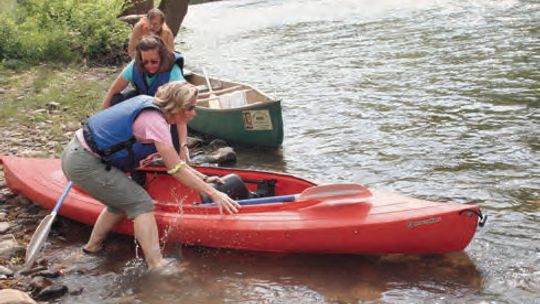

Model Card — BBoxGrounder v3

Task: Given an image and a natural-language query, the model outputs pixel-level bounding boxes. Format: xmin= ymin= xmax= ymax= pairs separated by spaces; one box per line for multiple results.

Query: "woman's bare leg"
xmin=84 ymin=209 xmax=124 ymax=252
xmin=133 ymin=212 xmax=163 ymax=270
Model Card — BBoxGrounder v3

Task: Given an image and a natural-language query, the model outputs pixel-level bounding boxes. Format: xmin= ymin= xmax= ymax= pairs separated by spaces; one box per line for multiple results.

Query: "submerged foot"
xmin=81 ymin=244 xmax=103 ymax=255
xmin=147 ymin=258 xmax=182 ymax=276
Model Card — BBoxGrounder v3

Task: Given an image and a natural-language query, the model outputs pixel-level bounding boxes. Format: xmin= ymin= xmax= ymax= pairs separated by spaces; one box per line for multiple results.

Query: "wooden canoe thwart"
xmin=1 ymin=156 xmax=486 ymax=255
xmin=185 ymin=71 xmax=284 ymax=148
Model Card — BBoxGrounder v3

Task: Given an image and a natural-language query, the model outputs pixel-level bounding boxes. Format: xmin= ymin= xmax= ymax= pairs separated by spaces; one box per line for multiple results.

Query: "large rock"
xmin=208 ymin=139 xmax=228 ymax=150
xmin=0 ymin=289 xmax=37 ymax=304
xmin=0 ymin=222 xmax=10 ymax=234
xmin=0 ymin=265 xmax=14 ymax=277
xmin=0 ymin=238 xmax=25 ymax=259
xmin=35 ymin=284 xmax=68 ymax=301
xmin=207 ymin=147 xmax=237 ymax=164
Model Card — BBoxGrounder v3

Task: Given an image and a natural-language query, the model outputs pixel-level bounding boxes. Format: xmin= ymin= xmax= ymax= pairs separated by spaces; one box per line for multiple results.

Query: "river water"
xmin=51 ymin=0 xmax=539 ymax=303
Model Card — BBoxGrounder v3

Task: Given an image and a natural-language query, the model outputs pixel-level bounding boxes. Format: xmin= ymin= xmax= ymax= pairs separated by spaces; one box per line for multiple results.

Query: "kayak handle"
xmin=459 ymin=209 xmax=488 ymax=227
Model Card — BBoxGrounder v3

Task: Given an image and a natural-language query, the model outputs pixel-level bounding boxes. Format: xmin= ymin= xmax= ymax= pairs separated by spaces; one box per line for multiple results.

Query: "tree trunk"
xmin=121 ymin=0 xmax=154 ymax=16
xmin=158 ymin=0 xmax=190 ymax=37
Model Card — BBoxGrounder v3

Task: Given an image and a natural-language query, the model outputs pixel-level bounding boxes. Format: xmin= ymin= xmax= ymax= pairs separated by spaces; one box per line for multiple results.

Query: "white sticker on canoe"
xmin=242 ymin=110 xmax=273 ymax=130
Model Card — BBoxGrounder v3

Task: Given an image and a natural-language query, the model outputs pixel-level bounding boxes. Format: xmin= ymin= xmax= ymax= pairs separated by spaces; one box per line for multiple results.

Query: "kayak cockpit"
xmin=138 ymin=166 xmax=316 ymax=209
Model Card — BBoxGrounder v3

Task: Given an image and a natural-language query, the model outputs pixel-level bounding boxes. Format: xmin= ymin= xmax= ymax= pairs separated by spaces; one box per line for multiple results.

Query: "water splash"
xmin=159 ymin=186 xmax=187 ymax=253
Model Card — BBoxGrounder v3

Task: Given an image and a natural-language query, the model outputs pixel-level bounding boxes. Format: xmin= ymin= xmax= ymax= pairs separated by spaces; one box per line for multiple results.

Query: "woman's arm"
xmin=102 ymin=74 xmax=129 ymax=109
xmin=128 ymin=22 xmax=144 ymax=59
xmin=155 ymin=142 xmax=240 ymax=214
xmin=176 ymin=123 xmax=190 ymax=162
xmin=182 ymin=164 xmax=224 ymax=185
xmin=162 ymin=23 xmax=175 ymax=53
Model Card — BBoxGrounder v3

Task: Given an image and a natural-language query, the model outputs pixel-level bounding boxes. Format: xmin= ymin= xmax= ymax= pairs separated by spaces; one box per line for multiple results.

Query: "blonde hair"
xmin=154 ymin=81 xmax=198 ymax=118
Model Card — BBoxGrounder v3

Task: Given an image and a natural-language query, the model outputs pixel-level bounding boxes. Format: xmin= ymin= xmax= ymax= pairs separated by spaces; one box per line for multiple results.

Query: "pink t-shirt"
xmin=76 ymin=110 xmax=173 ymax=154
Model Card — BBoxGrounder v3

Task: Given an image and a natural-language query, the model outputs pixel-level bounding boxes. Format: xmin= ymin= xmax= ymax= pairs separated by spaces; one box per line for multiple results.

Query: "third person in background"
xmin=128 ymin=8 xmax=175 ymax=59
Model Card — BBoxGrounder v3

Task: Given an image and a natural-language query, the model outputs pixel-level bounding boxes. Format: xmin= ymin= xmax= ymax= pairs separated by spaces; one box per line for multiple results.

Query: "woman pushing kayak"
xmin=61 ymin=81 xmax=240 ymax=271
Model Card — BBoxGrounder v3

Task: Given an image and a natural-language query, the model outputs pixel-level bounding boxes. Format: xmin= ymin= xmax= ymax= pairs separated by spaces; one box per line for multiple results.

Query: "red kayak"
xmin=0 ymin=156 xmax=485 ymax=254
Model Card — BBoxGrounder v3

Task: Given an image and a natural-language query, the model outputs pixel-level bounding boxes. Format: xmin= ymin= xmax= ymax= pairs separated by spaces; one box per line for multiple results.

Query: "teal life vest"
xmin=83 ymin=95 xmax=164 ymax=172
xmin=132 ymin=52 xmax=184 ymax=96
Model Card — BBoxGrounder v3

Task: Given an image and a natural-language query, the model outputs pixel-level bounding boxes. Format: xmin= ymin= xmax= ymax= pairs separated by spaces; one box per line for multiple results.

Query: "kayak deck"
xmin=1 ymin=156 xmax=482 ymax=254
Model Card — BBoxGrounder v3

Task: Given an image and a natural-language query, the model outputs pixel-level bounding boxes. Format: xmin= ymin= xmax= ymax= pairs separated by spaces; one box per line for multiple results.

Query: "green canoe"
xmin=185 ymin=72 xmax=284 ymax=148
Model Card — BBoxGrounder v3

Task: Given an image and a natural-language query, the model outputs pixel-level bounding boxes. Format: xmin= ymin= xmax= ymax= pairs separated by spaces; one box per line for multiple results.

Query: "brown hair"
xmin=147 ymin=8 xmax=165 ymax=23
xmin=134 ymin=34 xmax=175 ymax=74
xmin=154 ymin=82 xmax=199 ymax=119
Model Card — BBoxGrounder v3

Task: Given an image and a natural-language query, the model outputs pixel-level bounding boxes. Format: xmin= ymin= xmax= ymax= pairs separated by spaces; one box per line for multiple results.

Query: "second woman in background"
xmin=102 ymin=35 xmax=189 ymax=161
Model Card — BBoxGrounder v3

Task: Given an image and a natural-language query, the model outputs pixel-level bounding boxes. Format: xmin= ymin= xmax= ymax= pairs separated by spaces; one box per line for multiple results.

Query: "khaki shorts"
xmin=61 ymin=137 xmax=153 ymax=218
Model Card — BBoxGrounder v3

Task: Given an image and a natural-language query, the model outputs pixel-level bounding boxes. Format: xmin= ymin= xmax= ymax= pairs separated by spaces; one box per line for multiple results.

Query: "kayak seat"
xmin=253 ymin=179 xmax=276 ymax=198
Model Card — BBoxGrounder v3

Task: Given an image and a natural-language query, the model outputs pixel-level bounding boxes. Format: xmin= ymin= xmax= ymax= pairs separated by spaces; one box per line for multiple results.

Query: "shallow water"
xmin=48 ymin=223 xmax=485 ymax=304
xmin=51 ymin=0 xmax=538 ymax=303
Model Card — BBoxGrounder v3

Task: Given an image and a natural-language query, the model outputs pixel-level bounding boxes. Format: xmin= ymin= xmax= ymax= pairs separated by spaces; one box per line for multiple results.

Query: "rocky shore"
xmin=0 ymin=99 xmax=238 ymax=303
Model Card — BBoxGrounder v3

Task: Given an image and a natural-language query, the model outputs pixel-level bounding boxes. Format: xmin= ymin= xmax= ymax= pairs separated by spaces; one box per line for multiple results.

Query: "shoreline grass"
xmin=0 ymin=65 xmax=118 ymax=128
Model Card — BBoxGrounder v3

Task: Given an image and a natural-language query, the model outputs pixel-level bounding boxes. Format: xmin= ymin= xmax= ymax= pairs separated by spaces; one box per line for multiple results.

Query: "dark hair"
xmin=134 ymin=35 xmax=175 ymax=74
xmin=147 ymin=8 xmax=165 ymax=23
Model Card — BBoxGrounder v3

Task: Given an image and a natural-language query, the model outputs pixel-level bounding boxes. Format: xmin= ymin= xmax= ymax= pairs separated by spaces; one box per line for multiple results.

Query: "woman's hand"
xmin=204 ymin=175 xmax=224 ymax=184
xmin=102 ymin=74 xmax=129 ymax=109
xmin=209 ymin=191 xmax=241 ymax=215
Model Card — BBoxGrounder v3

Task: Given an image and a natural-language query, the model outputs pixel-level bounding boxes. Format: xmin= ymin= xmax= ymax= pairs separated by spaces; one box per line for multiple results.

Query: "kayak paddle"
xmin=200 ymin=183 xmax=372 ymax=206
xmin=25 ymin=181 xmax=74 ymax=269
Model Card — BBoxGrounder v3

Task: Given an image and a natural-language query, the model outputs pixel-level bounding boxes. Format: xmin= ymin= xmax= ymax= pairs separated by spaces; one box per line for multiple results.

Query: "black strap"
xmin=82 ymin=123 xmax=137 ymax=171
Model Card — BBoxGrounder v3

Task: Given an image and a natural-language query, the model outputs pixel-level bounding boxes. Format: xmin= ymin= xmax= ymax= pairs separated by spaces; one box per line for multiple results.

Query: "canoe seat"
xmin=196 ymin=84 xmax=209 ymax=93
xmin=198 ymin=85 xmax=243 ymax=98
xmin=215 ymin=90 xmax=247 ymax=109
xmin=198 ymin=89 xmax=251 ymax=109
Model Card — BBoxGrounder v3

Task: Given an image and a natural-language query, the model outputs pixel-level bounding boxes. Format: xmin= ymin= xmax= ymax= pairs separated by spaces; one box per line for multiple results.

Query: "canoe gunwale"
xmin=194 ymin=99 xmax=281 ymax=113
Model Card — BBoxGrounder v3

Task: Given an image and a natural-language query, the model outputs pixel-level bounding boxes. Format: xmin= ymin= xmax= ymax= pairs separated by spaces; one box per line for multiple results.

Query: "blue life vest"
xmin=83 ymin=95 xmax=164 ymax=172
xmin=132 ymin=52 xmax=184 ymax=96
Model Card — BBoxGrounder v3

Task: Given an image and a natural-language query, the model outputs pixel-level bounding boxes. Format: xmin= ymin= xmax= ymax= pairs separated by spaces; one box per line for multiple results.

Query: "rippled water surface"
xmin=54 ymin=0 xmax=539 ymax=303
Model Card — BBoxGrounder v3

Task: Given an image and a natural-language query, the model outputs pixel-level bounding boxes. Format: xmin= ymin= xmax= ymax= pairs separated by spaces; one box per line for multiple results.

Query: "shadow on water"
xmin=232 ymin=145 xmax=288 ymax=172
xmin=138 ymin=248 xmax=483 ymax=304
xmin=46 ymin=218 xmax=483 ymax=304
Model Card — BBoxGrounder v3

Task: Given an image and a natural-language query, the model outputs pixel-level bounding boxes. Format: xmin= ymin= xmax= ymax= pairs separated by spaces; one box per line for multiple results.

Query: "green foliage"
xmin=0 ymin=0 xmax=131 ymax=68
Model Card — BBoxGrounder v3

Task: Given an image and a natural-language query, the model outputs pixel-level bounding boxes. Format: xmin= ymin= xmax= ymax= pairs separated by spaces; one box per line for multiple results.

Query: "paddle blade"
xmin=25 ymin=213 xmax=56 ymax=269
xmin=297 ymin=183 xmax=372 ymax=202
